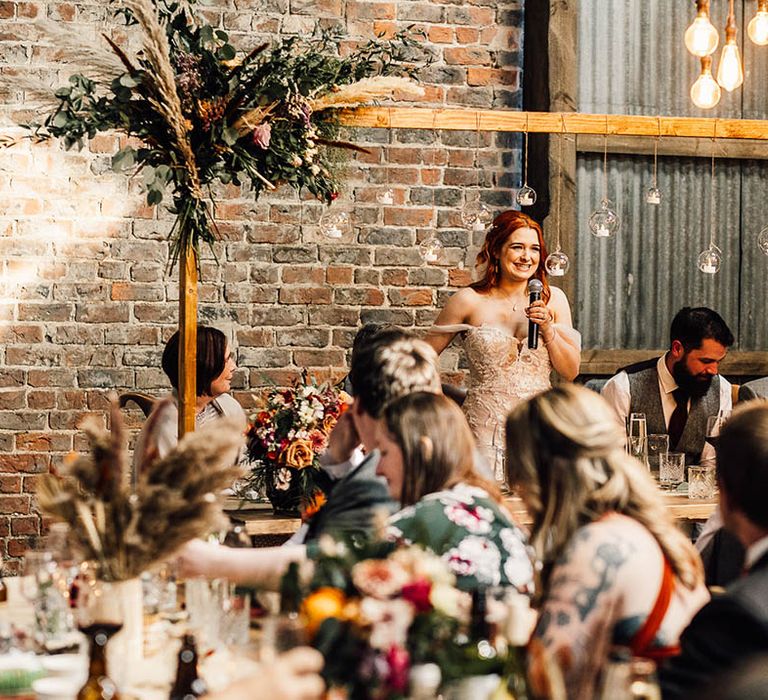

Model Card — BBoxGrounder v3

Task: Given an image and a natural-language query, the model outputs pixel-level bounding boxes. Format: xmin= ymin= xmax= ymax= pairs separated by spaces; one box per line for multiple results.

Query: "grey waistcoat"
xmin=627 ymin=363 xmax=722 ymax=465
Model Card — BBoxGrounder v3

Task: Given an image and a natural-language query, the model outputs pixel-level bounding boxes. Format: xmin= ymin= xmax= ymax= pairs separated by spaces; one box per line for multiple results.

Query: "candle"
xmin=596 ymin=225 xmax=610 ymax=237
xmin=518 ymin=193 xmax=534 ymax=206
xmin=646 ymin=190 xmax=661 ymax=205
xmin=701 ymin=263 xmax=717 ymax=274
xmin=325 ymin=225 xmax=342 ymax=239
xmin=424 ymin=251 xmax=438 ymax=262
xmin=548 ymin=266 xmax=565 ymax=277
xmin=472 ymin=219 xmax=486 ymax=232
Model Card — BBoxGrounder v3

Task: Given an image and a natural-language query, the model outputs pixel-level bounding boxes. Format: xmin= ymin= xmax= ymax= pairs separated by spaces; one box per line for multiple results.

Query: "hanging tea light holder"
xmin=545 ymin=117 xmax=571 ymax=277
xmin=645 ymin=118 xmax=663 ymax=205
xmin=698 ymin=127 xmax=722 ymax=275
xmin=376 ymin=108 xmax=395 ymax=205
xmin=460 ymin=111 xmax=492 ymax=231
xmin=516 ymin=114 xmax=537 ymax=207
xmin=588 ymin=117 xmax=621 ymax=238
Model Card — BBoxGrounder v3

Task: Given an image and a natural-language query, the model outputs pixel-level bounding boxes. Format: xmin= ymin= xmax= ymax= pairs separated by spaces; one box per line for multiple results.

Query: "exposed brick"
xmin=388 ymin=288 xmax=434 ymax=306
xmin=449 ymin=268 xmax=474 ymax=287
xmin=279 ymin=288 xmax=332 ymax=305
xmin=0 ymin=496 xmax=30 ymax=515
xmin=293 ymin=350 xmax=346 ymax=367
xmin=11 ymin=515 xmax=40 ymax=536
xmin=282 ymin=267 xmax=325 ymax=285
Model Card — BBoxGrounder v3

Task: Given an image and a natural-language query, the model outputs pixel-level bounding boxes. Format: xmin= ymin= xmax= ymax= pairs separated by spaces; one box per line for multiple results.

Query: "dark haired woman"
xmin=133 ymin=325 xmax=246 ymax=468
xmin=378 ymin=392 xmax=534 ymax=592
xmin=425 ymin=211 xmax=580 ymax=482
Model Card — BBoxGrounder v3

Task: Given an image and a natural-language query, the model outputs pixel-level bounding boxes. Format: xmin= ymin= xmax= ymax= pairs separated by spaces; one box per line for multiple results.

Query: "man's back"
xmin=660 ymin=553 xmax=768 ymax=699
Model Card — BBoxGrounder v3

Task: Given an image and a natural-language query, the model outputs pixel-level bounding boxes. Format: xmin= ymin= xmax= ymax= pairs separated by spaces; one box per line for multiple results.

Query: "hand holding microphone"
xmin=525 ymin=279 xmax=552 ymax=349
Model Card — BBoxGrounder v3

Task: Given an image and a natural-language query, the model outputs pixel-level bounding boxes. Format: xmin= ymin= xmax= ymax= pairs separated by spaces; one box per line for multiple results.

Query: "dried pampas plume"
xmin=121 ymin=0 xmax=204 ymax=199
xmin=309 ymin=77 xmax=425 ymax=111
xmin=37 ymin=400 xmax=244 ymax=581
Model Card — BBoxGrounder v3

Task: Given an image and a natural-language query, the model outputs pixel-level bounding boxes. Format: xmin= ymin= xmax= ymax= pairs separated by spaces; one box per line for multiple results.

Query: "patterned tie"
xmin=668 ymin=387 xmax=689 ymax=450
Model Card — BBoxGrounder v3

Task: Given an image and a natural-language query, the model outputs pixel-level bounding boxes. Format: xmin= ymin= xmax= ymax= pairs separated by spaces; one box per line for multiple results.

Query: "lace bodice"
xmin=431 ymin=323 xmax=580 ymax=481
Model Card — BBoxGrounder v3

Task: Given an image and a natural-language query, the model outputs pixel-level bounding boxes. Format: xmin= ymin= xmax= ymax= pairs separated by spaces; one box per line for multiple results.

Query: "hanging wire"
xmin=602 ymin=114 xmax=609 ymax=201
xmin=555 ymin=116 xmax=565 ymax=252
xmin=652 ymin=116 xmax=661 ymax=189
xmin=523 ymin=113 xmax=530 ymax=187
xmin=709 ymin=119 xmax=717 ymax=249
xmin=475 ymin=109 xmax=482 ymax=191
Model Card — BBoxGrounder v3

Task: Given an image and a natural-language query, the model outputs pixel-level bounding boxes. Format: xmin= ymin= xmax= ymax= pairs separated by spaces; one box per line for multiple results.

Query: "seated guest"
xmin=505 ymin=385 xmax=708 ymax=700
xmin=601 ymin=306 xmax=734 ymax=465
xmin=379 ymin=392 xmax=534 ymax=592
xmin=660 ymin=401 xmax=768 ymax=699
xmin=175 ymin=328 xmax=441 ymax=587
xmin=739 ymin=377 xmax=768 ymax=402
xmin=133 ymin=326 xmax=246 ymax=468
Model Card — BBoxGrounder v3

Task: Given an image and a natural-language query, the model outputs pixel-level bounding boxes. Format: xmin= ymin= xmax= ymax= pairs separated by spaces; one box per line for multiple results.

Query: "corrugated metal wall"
xmin=576 ymin=0 xmax=768 ymax=350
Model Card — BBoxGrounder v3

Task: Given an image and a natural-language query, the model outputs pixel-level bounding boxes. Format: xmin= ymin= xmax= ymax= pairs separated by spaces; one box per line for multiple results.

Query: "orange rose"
xmin=302 ymin=587 xmax=347 ymax=636
xmin=281 ymin=438 xmax=315 ymax=469
xmin=322 ymin=414 xmax=338 ymax=434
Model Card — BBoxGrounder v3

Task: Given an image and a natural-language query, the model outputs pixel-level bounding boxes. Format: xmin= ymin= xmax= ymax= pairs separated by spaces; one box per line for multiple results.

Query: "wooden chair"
xmin=118 ymin=392 xmax=157 ymax=418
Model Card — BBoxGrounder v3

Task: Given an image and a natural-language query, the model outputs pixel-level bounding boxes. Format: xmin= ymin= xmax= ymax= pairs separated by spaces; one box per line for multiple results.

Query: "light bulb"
xmin=697 ymin=247 xmax=721 ymax=274
xmin=588 ymin=199 xmax=620 ymax=239
xmin=460 ymin=199 xmax=492 ymax=231
xmin=748 ymin=10 xmax=768 ymax=45
xmin=690 ymin=59 xmax=721 ymax=109
xmin=645 ymin=187 xmax=662 ymax=205
xmin=684 ymin=14 xmax=719 ymax=57
xmin=516 ymin=185 xmax=537 ymax=207
xmin=419 ymin=236 xmax=443 ymax=263
xmin=544 ymin=250 xmax=570 ymax=277
xmin=716 ymin=40 xmax=744 ymax=92
xmin=319 ymin=210 xmax=350 ymax=239
xmin=757 ymin=225 xmax=768 ymax=255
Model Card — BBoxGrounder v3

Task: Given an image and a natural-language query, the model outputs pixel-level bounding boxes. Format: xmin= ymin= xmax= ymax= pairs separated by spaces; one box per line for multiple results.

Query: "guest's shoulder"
xmin=557 ymin=515 xmax=645 ymax=565
xmin=214 ymin=393 xmax=247 ymax=420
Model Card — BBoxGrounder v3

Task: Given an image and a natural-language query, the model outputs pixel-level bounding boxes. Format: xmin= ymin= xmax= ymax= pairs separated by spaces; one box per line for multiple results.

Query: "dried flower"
xmin=251 ymin=122 xmax=272 ymax=149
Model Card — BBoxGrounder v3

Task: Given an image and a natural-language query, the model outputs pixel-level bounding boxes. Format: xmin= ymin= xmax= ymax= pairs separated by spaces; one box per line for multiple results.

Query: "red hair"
xmin=469 ymin=210 xmax=551 ymax=303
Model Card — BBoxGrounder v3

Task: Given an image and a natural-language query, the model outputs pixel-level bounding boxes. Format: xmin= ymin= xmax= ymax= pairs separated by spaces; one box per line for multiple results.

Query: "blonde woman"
xmin=505 ymin=385 xmax=708 ymax=700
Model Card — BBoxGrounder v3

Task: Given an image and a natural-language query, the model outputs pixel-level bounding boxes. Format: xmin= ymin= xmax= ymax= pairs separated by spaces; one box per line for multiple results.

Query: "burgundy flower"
xmin=384 ymin=645 xmax=410 ymax=694
xmin=401 ymin=579 xmax=432 ymax=613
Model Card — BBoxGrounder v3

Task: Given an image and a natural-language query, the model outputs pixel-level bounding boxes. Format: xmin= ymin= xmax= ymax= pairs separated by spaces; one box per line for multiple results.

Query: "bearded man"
xmin=601 ymin=307 xmax=734 ymax=465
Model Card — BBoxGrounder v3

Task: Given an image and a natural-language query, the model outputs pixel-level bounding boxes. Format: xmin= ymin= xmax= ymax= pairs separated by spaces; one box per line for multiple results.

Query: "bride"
xmin=425 ymin=210 xmax=581 ymax=482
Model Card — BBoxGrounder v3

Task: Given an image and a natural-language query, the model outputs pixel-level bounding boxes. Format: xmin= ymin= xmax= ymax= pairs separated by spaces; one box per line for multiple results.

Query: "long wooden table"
xmin=225 ymin=494 xmax=718 ymax=540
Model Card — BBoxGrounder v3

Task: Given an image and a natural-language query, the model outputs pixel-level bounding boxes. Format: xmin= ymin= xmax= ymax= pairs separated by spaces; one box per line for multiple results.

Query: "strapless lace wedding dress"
xmin=432 ymin=324 xmax=579 ymax=482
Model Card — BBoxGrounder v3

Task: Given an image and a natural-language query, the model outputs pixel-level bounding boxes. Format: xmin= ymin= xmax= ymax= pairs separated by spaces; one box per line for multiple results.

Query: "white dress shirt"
xmin=745 ymin=533 xmax=768 ymax=571
xmin=601 ymin=354 xmax=731 ymax=465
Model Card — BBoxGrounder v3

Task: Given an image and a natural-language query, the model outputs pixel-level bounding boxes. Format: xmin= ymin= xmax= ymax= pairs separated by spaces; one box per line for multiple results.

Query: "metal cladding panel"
xmin=576 ymin=153 xmax=742 ymax=349
xmin=576 ymin=0 xmax=767 ymax=351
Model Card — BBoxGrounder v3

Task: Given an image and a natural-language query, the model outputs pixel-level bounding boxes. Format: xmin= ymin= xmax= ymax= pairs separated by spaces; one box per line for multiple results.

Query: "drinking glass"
xmin=259 ymin=613 xmax=307 ymax=663
xmin=659 ymin=452 xmax=685 ymax=490
xmin=21 ymin=551 xmax=73 ymax=651
xmin=688 ymin=465 xmax=717 ymax=500
xmin=627 ymin=414 xmax=648 ymax=469
xmin=705 ymin=409 xmax=731 ymax=444
xmin=647 ymin=434 xmax=669 ymax=479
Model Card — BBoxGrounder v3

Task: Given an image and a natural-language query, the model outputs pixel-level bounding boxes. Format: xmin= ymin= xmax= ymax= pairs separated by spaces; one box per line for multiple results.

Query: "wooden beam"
xmin=178 ymin=249 xmax=197 ymax=437
xmin=577 ymin=134 xmax=768 ymax=159
xmin=579 ymin=349 xmax=768 ymax=377
xmin=339 ymin=108 xmax=768 ymax=140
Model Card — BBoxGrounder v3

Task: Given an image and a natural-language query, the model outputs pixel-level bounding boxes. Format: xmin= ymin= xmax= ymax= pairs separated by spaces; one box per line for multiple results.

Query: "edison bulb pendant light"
xmin=684 ymin=3 xmax=719 ymax=56
xmin=717 ymin=40 xmax=744 ymax=91
xmin=748 ymin=1 xmax=768 ymax=45
xmin=691 ymin=56 xmax=721 ymax=108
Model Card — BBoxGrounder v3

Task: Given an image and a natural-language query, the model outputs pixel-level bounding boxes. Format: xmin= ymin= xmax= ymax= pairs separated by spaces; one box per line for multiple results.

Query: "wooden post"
xmin=178 ymin=248 xmax=197 ymax=437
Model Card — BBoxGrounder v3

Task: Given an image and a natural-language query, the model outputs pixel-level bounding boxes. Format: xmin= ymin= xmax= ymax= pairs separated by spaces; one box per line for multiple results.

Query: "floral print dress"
xmin=386 ymin=483 xmax=535 ymax=593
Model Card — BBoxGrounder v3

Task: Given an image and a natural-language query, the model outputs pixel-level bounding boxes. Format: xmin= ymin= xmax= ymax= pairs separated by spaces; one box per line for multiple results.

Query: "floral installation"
xmin=297 ymin=536 xmax=478 ymax=699
xmin=21 ymin=0 xmax=426 ymax=268
xmin=241 ymin=372 xmax=352 ymax=514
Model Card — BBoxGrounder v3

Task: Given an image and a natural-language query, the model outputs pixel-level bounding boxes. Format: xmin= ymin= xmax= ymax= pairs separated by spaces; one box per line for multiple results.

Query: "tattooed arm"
xmin=533 ymin=524 xmax=637 ymax=699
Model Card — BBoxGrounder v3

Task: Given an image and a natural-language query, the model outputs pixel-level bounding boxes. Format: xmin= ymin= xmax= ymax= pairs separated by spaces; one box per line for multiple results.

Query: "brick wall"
xmin=0 ymin=0 xmax=524 ymax=571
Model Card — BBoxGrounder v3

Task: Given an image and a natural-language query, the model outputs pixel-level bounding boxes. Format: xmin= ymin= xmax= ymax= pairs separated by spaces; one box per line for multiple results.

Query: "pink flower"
xmin=352 ymin=559 xmax=409 ymax=599
xmin=400 ymin=579 xmax=432 ymax=613
xmin=384 ymin=645 xmax=410 ymax=694
xmin=252 ymin=123 xmax=271 ymax=149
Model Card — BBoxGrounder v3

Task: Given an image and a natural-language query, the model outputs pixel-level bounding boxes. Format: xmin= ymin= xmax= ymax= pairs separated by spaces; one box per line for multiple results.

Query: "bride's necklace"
xmin=498 ymin=290 xmax=527 ymax=312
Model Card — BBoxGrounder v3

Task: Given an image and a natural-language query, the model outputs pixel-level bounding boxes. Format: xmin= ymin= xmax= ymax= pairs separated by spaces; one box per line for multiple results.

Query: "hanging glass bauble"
xmin=376 ymin=188 xmax=395 ymax=205
xmin=588 ymin=199 xmax=621 ymax=238
xmin=757 ymin=225 xmax=768 ymax=256
xmin=645 ymin=187 xmax=662 ymax=205
xmin=460 ymin=199 xmax=493 ymax=231
xmin=419 ymin=236 xmax=443 ymax=263
xmin=319 ymin=210 xmax=350 ymax=239
xmin=697 ymin=245 xmax=722 ymax=274
xmin=516 ymin=185 xmax=537 ymax=207
xmin=544 ymin=249 xmax=570 ymax=277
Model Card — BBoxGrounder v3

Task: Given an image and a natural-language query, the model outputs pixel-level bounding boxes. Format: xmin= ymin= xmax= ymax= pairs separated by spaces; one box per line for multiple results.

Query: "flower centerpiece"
xmin=18 ymin=0 xmax=426 ymax=269
xmin=241 ymin=373 xmax=352 ymax=515
xmin=294 ymin=535 xmax=505 ymax=699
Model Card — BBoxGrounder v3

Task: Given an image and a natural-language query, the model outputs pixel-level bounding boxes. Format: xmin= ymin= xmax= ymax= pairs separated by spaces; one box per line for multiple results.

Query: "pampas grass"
xmin=309 ymin=76 xmax=425 ymax=111
xmin=37 ymin=399 xmax=244 ymax=581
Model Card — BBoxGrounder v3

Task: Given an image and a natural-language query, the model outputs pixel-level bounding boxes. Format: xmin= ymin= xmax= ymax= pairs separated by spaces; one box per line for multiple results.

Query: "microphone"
xmin=527 ymin=279 xmax=544 ymax=350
